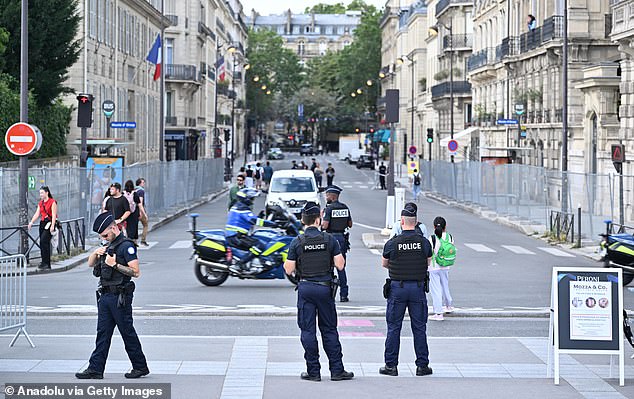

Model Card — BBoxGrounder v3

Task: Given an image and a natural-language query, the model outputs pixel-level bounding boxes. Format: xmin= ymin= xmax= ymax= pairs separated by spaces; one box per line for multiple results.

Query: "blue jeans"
xmin=412 ymin=185 xmax=421 ymax=200
xmin=384 ymin=281 xmax=430 ymax=368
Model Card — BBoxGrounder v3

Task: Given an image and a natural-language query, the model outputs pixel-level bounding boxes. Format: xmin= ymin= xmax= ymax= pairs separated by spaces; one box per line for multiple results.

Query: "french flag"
xmin=217 ymin=55 xmax=225 ymax=81
xmin=146 ymin=34 xmax=162 ymax=81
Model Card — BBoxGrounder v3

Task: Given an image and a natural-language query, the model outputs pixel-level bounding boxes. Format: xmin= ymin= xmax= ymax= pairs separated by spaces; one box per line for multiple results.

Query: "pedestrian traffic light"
xmin=369 ymin=127 xmax=375 ymax=133
xmin=355 ymin=127 xmax=360 ymax=133
xmin=224 ymin=128 xmax=231 ymax=141
xmin=76 ymin=93 xmax=94 ymax=128
xmin=426 ymin=128 xmax=434 ymax=143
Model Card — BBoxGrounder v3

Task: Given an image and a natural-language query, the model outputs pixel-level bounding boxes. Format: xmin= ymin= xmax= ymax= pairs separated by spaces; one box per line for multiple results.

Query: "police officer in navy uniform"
xmin=284 ymin=202 xmax=354 ymax=382
xmin=321 ymin=185 xmax=352 ymax=302
xmin=379 ymin=204 xmax=434 ymax=377
xmin=76 ymin=213 xmax=149 ymax=380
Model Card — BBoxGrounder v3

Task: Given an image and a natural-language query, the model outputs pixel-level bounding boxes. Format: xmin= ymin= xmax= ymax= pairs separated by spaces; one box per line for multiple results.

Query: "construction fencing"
xmin=0 ymin=254 xmax=34 ymax=347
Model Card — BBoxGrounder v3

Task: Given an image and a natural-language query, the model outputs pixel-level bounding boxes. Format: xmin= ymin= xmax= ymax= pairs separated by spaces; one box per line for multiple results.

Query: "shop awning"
xmin=381 ymin=129 xmax=391 ymax=143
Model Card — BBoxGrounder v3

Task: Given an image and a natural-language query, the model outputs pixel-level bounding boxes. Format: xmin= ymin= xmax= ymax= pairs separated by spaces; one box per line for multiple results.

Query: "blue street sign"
xmin=297 ymin=104 xmax=304 ymax=118
xmin=497 ymin=119 xmax=519 ymax=125
xmin=110 ymin=121 xmax=137 ymax=129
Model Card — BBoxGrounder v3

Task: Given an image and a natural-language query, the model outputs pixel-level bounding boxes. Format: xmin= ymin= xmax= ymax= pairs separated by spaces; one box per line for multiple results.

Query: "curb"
xmin=31 ymin=188 xmax=229 ymax=276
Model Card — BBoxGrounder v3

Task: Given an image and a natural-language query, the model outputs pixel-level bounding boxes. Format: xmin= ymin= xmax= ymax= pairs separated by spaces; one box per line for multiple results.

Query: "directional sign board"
xmin=28 ymin=175 xmax=36 ymax=190
xmin=448 ymin=139 xmax=458 ymax=153
xmin=497 ymin=119 xmax=519 ymax=125
xmin=515 ymin=103 xmax=525 ymax=116
xmin=110 ymin=121 xmax=137 ymax=129
xmin=5 ymin=122 xmax=42 ymax=156
xmin=409 ymin=145 xmax=417 ymax=155
xmin=102 ymin=100 xmax=115 ymax=118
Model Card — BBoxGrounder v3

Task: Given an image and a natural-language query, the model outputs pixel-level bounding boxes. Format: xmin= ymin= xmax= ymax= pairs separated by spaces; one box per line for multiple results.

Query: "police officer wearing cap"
xmin=284 ymin=202 xmax=354 ymax=382
xmin=321 ymin=185 xmax=352 ymax=302
xmin=75 ymin=213 xmax=149 ymax=380
xmin=379 ymin=205 xmax=434 ymax=377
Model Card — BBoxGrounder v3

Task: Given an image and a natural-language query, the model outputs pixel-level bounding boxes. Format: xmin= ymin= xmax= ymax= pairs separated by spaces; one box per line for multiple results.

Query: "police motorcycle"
xmin=189 ymin=201 xmax=303 ymax=287
xmin=600 ymin=221 xmax=634 ymax=286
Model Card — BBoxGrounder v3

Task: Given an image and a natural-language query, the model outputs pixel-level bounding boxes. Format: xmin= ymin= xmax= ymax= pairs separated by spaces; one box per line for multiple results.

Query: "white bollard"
xmin=395 ymin=188 xmax=405 ymax=220
xmin=385 ymin=196 xmax=395 ymax=229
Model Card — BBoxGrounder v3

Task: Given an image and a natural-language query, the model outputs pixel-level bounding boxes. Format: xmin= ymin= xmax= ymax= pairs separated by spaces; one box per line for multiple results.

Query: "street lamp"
xmin=397 ymin=53 xmax=415 ymax=164
xmin=214 ymin=42 xmax=237 ymax=179
xmin=253 ymin=75 xmax=260 ymax=82
xmin=351 ymin=92 xmax=356 ymax=98
xmin=429 ymin=23 xmax=454 ymax=163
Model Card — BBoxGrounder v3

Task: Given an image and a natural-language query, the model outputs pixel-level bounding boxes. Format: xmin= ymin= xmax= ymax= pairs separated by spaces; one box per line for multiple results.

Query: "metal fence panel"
xmin=0 ymin=254 xmax=34 ymax=347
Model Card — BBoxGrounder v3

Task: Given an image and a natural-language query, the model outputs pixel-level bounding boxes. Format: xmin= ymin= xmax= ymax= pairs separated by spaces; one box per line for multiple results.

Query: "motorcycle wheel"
xmin=194 ymin=260 xmax=229 ymax=286
xmin=624 ymin=273 xmax=634 ymax=286
xmin=285 ymin=272 xmax=299 ymax=286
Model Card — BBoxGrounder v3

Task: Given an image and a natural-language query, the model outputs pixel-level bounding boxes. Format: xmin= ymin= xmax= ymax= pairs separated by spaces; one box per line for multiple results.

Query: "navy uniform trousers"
xmin=384 ymin=281 xmax=430 ymax=368
xmin=297 ymin=281 xmax=344 ymax=376
xmin=331 ymin=233 xmax=348 ymax=298
xmin=89 ymin=292 xmax=147 ymax=373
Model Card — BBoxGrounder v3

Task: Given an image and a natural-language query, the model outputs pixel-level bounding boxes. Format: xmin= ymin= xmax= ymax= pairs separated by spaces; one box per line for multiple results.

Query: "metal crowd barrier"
xmin=0 ymin=254 xmax=35 ymax=348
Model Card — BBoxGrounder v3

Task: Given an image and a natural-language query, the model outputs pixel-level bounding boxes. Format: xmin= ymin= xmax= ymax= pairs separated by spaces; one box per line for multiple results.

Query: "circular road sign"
xmin=5 ymin=122 xmax=42 ymax=156
xmin=448 ymin=139 xmax=459 ymax=153
xmin=408 ymin=145 xmax=417 ymax=155
xmin=102 ymin=100 xmax=115 ymax=118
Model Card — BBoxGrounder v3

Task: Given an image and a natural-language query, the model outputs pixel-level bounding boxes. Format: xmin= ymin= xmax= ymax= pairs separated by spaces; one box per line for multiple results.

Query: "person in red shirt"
xmin=28 ymin=186 xmax=58 ymax=270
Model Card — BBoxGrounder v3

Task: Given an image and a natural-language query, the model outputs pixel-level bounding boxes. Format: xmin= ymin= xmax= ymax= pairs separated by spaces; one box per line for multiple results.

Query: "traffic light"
xmin=369 ymin=127 xmax=375 ymax=134
xmin=426 ymin=128 xmax=434 ymax=143
xmin=224 ymin=128 xmax=231 ymax=141
xmin=354 ymin=127 xmax=361 ymax=133
xmin=76 ymin=94 xmax=94 ymax=128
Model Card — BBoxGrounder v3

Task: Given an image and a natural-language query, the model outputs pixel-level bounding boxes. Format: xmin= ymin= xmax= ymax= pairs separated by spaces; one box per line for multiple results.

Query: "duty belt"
xmin=99 ymin=285 xmax=126 ymax=294
xmin=300 ymin=279 xmax=332 ymax=287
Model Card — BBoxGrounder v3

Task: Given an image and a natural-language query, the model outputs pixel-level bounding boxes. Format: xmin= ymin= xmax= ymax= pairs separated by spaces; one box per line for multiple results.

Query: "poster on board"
xmin=86 ymin=157 xmax=124 ymax=206
xmin=569 ymin=279 xmax=612 ymax=341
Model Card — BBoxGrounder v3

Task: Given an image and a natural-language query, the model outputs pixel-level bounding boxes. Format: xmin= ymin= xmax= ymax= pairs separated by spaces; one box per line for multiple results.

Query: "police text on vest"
xmin=331 ymin=209 xmax=349 ymax=218
xmin=304 ymin=244 xmax=326 ymax=251
xmin=398 ymin=242 xmax=421 ymax=251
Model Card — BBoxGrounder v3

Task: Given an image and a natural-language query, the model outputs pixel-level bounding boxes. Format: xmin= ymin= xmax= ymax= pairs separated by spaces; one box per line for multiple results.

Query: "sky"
xmin=240 ymin=0 xmax=386 ymax=15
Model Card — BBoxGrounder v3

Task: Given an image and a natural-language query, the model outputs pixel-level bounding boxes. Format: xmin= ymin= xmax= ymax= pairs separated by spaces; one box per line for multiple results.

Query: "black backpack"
xmin=414 ymin=174 xmax=421 ymax=186
xmin=255 ymin=168 xmax=261 ymax=179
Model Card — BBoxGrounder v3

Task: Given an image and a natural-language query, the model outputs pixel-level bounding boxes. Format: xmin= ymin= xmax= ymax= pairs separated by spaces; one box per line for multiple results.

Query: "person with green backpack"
xmin=428 ymin=216 xmax=456 ymax=321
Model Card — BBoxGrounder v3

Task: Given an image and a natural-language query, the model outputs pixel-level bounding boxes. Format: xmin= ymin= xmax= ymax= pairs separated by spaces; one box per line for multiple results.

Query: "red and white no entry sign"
xmin=5 ymin=122 xmax=42 ymax=156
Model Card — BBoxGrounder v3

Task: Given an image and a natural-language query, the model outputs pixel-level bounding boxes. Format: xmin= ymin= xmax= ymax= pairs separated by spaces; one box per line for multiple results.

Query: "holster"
xmin=383 ymin=278 xmax=392 ymax=299
xmin=425 ymin=272 xmax=430 ymax=293
xmin=330 ymin=277 xmax=340 ymax=300
xmin=344 ymin=233 xmax=351 ymax=250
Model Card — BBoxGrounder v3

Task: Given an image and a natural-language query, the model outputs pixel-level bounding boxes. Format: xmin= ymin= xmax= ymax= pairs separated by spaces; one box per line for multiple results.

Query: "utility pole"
xmin=561 ymin=0 xmax=569 ymax=213
xmin=18 ymin=0 xmax=28 ymax=253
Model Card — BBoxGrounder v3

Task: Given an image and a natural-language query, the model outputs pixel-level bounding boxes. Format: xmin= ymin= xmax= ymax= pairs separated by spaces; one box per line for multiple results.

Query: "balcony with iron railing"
xmin=518 ymin=15 xmax=564 ymax=53
xmin=431 ymin=81 xmax=472 ymax=99
xmin=442 ymin=34 xmax=473 ymax=50
xmin=198 ymin=22 xmax=216 ymax=41
xmin=467 ymin=47 xmax=502 ymax=72
xmin=165 ymin=64 xmax=199 ymax=83
xmin=436 ymin=0 xmax=472 ymax=18
xmin=165 ymin=116 xmax=177 ymax=126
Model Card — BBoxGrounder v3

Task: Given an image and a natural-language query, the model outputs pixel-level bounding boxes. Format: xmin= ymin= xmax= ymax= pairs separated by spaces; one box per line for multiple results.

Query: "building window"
xmin=89 ymin=0 xmax=97 ymax=38
xmin=298 ymin=40 xmax=305 ymax=55
xmin=319 ymin=41 xmax=327 ymax=55
xmin=343 ymin=40 xmax=350 ymax=47
xmin=166 ymin=38 xmax=174 ymax=64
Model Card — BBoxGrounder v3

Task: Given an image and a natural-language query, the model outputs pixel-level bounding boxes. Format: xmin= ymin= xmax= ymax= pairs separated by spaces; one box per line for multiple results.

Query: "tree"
xmin=0 ymin=0 xmax=81 ymax=106
xmin=304 ymin=3 xmax=346 ymax=14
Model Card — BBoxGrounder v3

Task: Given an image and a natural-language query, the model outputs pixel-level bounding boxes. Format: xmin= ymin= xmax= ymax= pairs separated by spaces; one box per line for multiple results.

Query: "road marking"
xmin=169 ymin=240 xmax=192 ymax=249
xmin=370 ymin=249 xmax=382 ymax=256
xmin=358 ymin=185 xmax=368 ymax=189
xmin=537 ymin=247 xmax=575 ymax=257
xmin=340 ymin=180 xmax=350 ymax=184
xmin=339 ymin=319 xmax=375 ymax=327
xmin=343 ymin=185 xmax=353 ymax=188
xmin=501 ymin=245 xmax=535 ymax=255
xmin=463 ymin=243 xmax=497 ymax=253
xmin=355 ymin=222 xmax=383 ymax=231
xmin=137 ymin=241 xmax=158 ymax=250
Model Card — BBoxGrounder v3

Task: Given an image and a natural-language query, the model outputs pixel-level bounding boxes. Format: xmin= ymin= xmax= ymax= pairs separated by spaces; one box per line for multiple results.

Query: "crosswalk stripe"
xmin=463 ymin=243 xmax=496 ymax=253
xmin=537 ymin=247 xmax=575 ymax=257
xmin=358 ymin=185 xmax=368 ymax=189
xmin=370 ymin=249 xmax=382 ymax=256
xmin=169 ymin=240 xmax=192 ymax=249
xmin=343 ymin=185 xmax=353 ymax=188
xmin=137 ymin=241 xmax=158 ymax=250
xmin=340 ymin=180 xmax=350 ymax=184
xmin=501 ymin=245 xmax=535 ymax=255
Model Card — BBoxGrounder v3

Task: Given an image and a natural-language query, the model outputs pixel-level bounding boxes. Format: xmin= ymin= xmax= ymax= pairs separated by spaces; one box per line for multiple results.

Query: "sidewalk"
xmin=1 ymin=334 xmax=632 ymax=399
xmin=26 ymin=187 xmax=229 ymax=276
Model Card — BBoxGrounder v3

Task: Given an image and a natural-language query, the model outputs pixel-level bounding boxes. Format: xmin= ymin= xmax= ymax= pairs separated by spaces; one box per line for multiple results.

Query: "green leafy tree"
xmin=0 ymin=27 xmax=8 ymax=71
xmin=0 ymin=0 xmax=81 ymax=106
xmin=304 ymin=3 xmax=346 ymax=14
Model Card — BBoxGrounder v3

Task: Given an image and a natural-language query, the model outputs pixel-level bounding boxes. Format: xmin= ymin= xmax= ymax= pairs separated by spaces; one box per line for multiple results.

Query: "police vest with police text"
xmin=297 ymin=233 xmax=333 ymax=278
xmin=326 ymin=201 xmax=350 ymax=233
xmin=388 ymin=233 xmax=428 ymax=281
xmin=100 ymin=237 xmax=135 ymax=287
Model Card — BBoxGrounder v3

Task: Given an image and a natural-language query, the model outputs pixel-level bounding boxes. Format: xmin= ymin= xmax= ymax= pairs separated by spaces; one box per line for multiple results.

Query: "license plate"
xmin=289 ymin=208 xmax=302 ymax=214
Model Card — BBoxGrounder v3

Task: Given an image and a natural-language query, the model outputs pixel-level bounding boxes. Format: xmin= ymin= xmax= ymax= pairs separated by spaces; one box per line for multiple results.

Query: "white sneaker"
xmin=443 ymin=306 xmax=454 ymax=313
xmin=428 ymin=314 xmax=444 ymax=321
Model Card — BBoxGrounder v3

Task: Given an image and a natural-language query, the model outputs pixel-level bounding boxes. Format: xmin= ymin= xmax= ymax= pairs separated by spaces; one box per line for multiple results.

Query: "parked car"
xmin=299 ymin=143 xmax=314 ymax=156
xmin=267 ymin=147 xmax=285 ymax=160
xmin=356 ymin=154 xmax=375 ymax=170
xmin=347 ymin=148 xmax=365 ymax=164
xmin=265 ymin=170 xmax=322 ymax=218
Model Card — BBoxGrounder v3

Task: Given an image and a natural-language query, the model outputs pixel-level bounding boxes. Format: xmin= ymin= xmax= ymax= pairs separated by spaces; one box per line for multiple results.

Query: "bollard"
xmin=577 ymin=207 xmax=581 ymax=248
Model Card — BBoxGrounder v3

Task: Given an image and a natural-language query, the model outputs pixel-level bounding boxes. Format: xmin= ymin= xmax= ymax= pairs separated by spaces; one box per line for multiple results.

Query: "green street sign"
xmin=28 ymin=175 xmax=36 ymax=190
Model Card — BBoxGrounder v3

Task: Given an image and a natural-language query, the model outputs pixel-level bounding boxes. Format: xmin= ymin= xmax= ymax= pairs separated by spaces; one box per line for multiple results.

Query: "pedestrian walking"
xmin=123 ymin=180 xmax=143 ymax=244
xmin=284 ymin=202 xmax=354 ymax=382
xmin=428 ymin=216 xmax=456 ymax=321
xmin=75 ymin=213 xmax=149 ymax=379
xmin=245 ymin=165 xmax=255 ymax=188
xmin=255 ymin=162 xmax=264 ymax=190
xmin=314 ymin=163 xmax=324 ymax=189
xmin=379 ymin=204 xmax=433 ymax=377
xmin=378 ymin=162 xmax=387 ymax=190
xmin=300 ymin=160 xmax=308 ymax=170
xmin=28 ymin=186 xmax=58 ymax=270
xmin=322 ymin=185 xmax=352 ymax=302
xmin=228 ymin=175 xmax=246 ymax=210
xmin=326 ymin=163 xmax=335 ymax=186
xmin=390 ymin=202 xmax=428 ymax=238
xmin=135 ymin=178 xmax=149 ymax=246
xmin=310 ymin=158 xmax=317 ymax=172
xmin=263 ymin=161 xmax=274 ymax=191
xmin=411 ymin=169 xmax=422 ymax=201
xmin=291 ymin=160 xmax=299 ymax=169
xmin=101 ymin=185 xmax=113 ymax=214
xmin=104 ymin=183 xmax=131 ymax=234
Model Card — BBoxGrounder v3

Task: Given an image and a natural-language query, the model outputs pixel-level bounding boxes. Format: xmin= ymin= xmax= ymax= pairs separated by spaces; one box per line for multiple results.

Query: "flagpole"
xmin=159 ymin=0 xmax=165 ymax=162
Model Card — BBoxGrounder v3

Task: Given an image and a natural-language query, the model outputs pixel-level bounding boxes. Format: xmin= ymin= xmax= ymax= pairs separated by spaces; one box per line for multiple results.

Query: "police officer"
xmin=378 ymin=162 xmax=387 ymax=190
xmin=379 ymin=204 xmax=434 ymax=377
xmin=321 ymin=185 xmax=352 ymax=302
xmin=284 ymin=202 xmax=354 ymax=382
xmin=76 ymin=213 xmax=149 ymax=379
xmin=225 ymin=188 xmax=277 ymax=272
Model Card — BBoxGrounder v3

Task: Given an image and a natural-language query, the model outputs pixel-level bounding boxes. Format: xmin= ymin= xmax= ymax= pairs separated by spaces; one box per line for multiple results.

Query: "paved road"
xmin=23 ymin=155 xmax=634 ymax=313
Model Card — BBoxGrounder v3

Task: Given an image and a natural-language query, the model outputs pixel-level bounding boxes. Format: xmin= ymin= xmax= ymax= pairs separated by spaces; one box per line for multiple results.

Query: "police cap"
xmin=302 ymin=201 xmax=321 ymax=216
xmin=93 ymin=212 xmax=115 ymax=234
xmin=325 ymin=185 xmax=343 ymax=195
xmin=401 ymin=204 xmax=417 ymax=217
